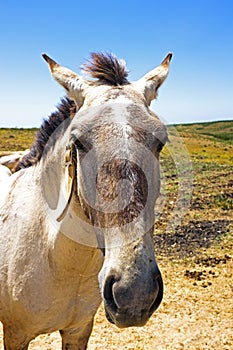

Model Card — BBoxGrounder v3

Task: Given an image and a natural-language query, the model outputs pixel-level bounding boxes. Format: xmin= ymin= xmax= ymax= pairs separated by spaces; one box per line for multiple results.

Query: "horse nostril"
xmin=103 ymin=275 xmax=118 ymax=313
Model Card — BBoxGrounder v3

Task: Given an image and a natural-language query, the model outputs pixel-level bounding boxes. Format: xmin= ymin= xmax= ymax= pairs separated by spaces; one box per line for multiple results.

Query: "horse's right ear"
xmin=42 ymin=54 xmax=89 ymax=107
xmin=133 ymin=53 xmax=172 ymax=105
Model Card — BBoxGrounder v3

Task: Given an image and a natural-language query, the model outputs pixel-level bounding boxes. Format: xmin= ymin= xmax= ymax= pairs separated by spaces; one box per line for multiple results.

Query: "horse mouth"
xmin=104 ymin=306 xmax=149 ymax=328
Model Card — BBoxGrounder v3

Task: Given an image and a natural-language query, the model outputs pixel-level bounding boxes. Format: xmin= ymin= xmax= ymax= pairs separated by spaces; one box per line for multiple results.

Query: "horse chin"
xmin=104 ymin=306 xmax=149 ymax=328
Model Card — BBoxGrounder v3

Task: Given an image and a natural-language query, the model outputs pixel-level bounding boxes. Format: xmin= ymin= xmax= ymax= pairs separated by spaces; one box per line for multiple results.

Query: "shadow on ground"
xmin=154 ymin=220 xmax=232 ymax=258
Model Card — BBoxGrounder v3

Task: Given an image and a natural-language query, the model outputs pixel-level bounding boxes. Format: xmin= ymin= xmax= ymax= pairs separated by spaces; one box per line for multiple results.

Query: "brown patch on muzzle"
xmin=85 ymin=159 xmax=148 ymax=228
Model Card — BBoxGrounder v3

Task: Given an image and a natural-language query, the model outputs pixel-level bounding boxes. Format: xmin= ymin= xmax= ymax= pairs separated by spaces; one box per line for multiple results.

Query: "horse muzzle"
xmin=103 ymin=270 xmax=163 ymax=328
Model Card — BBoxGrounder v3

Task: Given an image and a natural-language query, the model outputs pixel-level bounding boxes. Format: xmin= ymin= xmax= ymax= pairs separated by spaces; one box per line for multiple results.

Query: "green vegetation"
xmin=0 ymin=128 xmax=37 ymax=152
xmin=155 ymin=120 xmax=233 ymax=235
xmin=171 ymin=120 xmax=233 ymax=143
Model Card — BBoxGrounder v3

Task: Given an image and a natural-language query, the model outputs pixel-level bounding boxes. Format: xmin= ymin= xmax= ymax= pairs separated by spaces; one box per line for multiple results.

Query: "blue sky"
xmin=0 ymin=0 xmax=232 ymax=127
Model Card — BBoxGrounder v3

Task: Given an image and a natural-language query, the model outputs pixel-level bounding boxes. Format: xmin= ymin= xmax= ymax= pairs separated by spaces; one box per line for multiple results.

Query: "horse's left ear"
xmin=42 ymin=54 xmax=89 ymax=107
xmin=133 ymin=53 xmax=172 ymax=105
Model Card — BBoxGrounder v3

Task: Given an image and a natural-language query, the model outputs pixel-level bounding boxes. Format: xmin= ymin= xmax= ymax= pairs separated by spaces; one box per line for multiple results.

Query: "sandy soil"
xmin=1 ymin=232 xmax=232 ymax=349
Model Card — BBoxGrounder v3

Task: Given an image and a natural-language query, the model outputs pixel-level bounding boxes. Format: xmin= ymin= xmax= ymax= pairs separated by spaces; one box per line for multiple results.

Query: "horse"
xmin=0 ymin=151 xmax=29 ymax=171
xmin=0 ymin=164 xmax=12 ymax=207
xmin=0 ymin=51 xmax=172 ymax=349
xmin=0 ymin=164 xmax=11 ymax=181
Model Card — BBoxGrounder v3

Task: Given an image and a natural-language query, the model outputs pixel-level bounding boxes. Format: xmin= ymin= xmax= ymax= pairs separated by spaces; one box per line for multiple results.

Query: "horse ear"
xmin=42 ymin=54 xmax=89 ymax=107
xmin=133 ymin=53 xmax=172 ymax=105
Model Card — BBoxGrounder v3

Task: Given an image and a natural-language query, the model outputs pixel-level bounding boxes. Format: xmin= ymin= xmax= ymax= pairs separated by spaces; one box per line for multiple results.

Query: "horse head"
xmin=43 ymin=52 xmax=172 ymax=327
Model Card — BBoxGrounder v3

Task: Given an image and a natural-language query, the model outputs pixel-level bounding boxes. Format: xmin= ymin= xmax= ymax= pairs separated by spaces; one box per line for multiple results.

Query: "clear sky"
xmin=0 ymin=0 xmax=232 ymax=127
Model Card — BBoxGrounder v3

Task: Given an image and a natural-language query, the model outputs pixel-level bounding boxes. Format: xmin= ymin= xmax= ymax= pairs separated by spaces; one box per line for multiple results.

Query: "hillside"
xmin=172 ymin=120 xmax=233 ymax=142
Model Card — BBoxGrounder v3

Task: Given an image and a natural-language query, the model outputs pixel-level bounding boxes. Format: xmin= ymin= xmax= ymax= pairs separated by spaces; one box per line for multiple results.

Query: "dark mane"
xmin=13 ymin=98 xmax=76 ymax=172
xmin=82 ymin=52 xmax=129 ymax=86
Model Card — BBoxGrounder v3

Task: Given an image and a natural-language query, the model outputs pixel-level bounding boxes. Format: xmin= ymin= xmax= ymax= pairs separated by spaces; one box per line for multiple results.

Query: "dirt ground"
xmin=0 ymin=252 xmax=232 ymax=350
xmin=0 ymin=218 xmax=232 ymax=350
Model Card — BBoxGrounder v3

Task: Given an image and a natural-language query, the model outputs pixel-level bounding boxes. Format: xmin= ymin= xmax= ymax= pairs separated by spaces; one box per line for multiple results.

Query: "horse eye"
xmin=157 ymin=142 xmax=164 ymax=153
xmin=72 ymin=137 xmax=93 ymax=154
xmin=73 ymin=138 xmax=87 ymax=152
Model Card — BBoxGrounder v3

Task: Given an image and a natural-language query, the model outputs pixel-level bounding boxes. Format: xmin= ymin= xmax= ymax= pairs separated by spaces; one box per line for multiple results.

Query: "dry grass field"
xmin=0 ymin=121 xmax=232 ymax=349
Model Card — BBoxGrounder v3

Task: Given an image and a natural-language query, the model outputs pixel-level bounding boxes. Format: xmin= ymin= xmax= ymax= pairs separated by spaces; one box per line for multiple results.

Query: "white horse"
xmin=0 ymin=164 xmax=11 ymax=180
xmin=0 ymin=151 xmax=29 ymax=171
xmin=0 ymin=51 xmax=172 ymax=349
xmin=0 ymin=164 xmax=12 ymax=207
